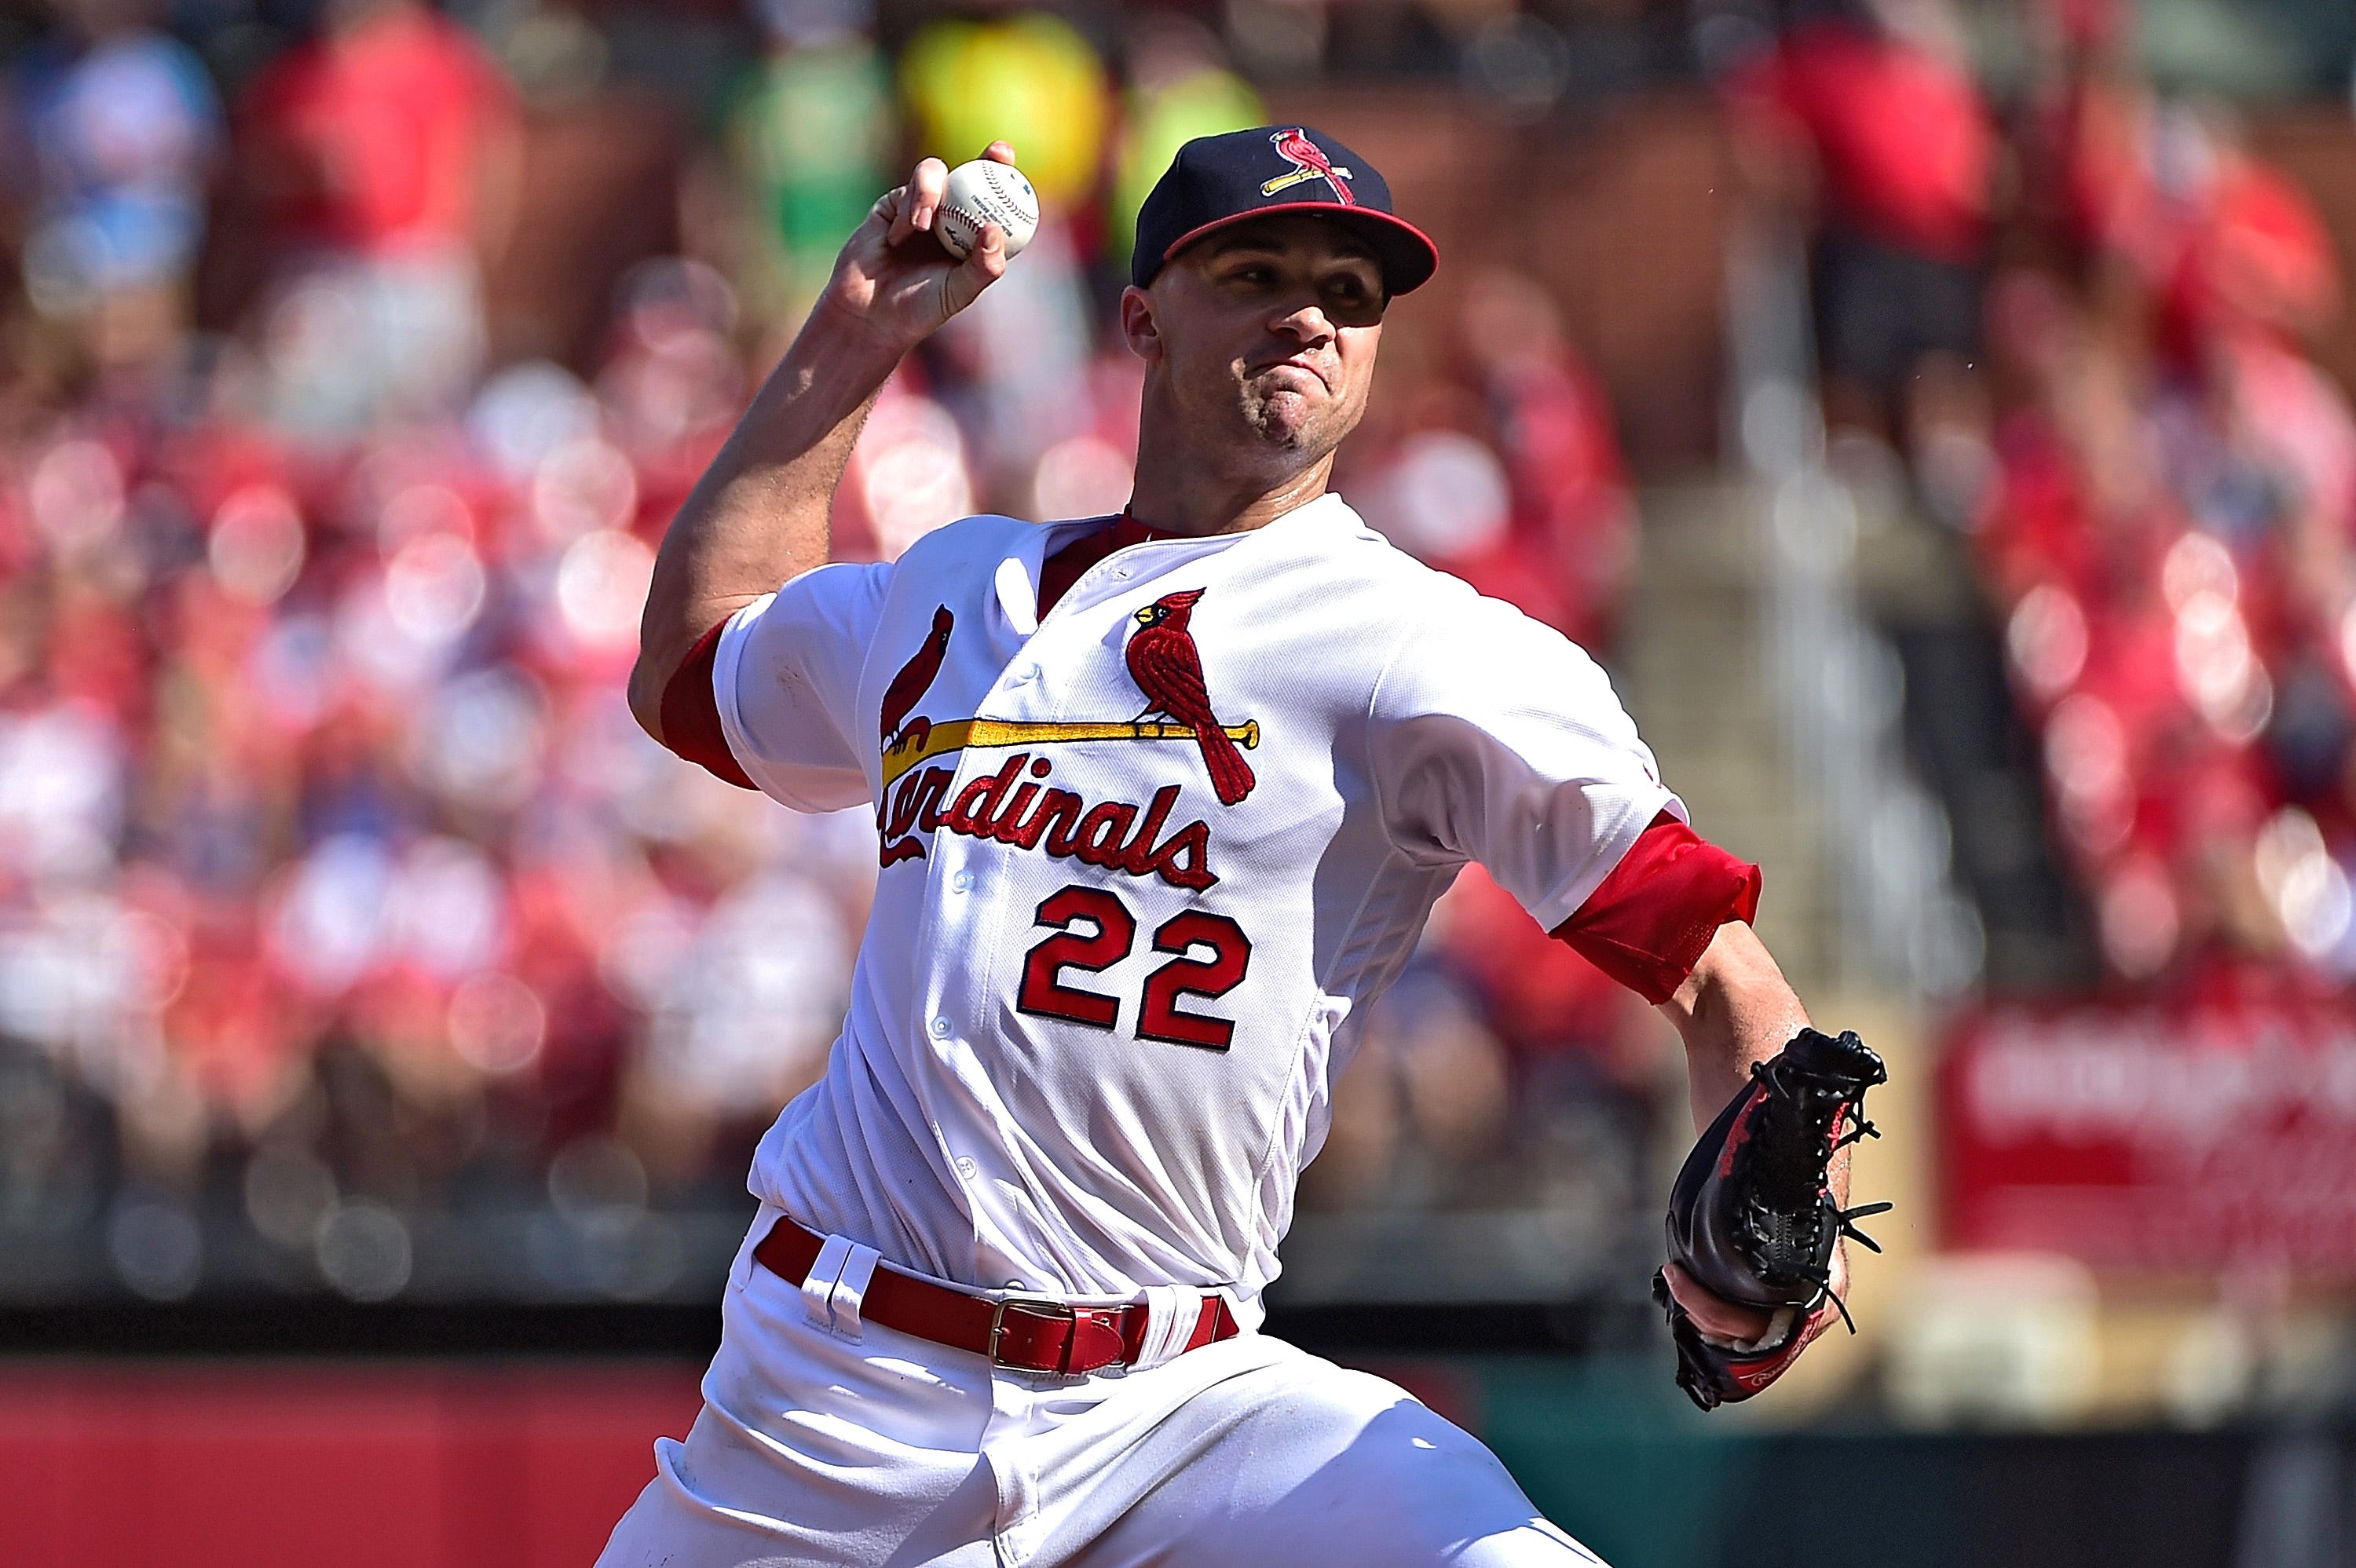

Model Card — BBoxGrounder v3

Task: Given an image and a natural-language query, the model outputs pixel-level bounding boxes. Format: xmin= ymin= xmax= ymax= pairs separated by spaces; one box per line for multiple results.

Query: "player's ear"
xmin=1118 ymin=285 xmax=1163 ymax=364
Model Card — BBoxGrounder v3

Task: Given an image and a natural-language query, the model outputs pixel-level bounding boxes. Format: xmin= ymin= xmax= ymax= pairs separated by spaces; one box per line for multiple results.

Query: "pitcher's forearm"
xmin=630 ymin=303 xmax=904 ymax=736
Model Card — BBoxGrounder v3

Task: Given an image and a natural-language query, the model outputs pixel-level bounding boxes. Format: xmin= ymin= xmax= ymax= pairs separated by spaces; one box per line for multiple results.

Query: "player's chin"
xmin=1241 ymin=386 xmax=1326 ymax=447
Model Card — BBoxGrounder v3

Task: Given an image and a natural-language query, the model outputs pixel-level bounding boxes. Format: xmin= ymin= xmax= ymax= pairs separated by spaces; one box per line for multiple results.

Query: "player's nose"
xmin=1268 ymin=300 xmax=1337 ymax=346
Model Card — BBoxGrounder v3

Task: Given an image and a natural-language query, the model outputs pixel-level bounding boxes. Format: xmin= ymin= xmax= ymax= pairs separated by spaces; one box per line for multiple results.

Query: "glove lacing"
xmin=1738 ymin=1058 xmax=1895 ymax=1336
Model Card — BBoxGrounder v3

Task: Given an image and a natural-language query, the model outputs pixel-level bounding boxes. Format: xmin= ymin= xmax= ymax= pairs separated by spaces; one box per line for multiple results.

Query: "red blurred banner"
xmin=1941 ymin=1003 xmax=2356 ymax=1277
xmin=0 ymin=1364 xmax=697 ymax=1568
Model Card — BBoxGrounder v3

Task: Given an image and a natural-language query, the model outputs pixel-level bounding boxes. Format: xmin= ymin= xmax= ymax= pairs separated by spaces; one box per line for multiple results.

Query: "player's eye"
xmin=1321 ymin=272 xmax=1386 ymax=326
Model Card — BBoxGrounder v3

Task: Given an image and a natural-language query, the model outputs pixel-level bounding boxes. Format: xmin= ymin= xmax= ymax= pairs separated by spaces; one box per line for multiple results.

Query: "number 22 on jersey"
xmin=1015 ymin=886 xmax=1253 ymax=1051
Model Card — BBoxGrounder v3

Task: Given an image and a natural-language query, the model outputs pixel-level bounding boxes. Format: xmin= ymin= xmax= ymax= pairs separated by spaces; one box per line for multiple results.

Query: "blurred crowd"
xmin=1729 ymin=0 xmax=2356 ymax=997
xmin=20 ymin=0 xmax=2349 ymax=1307
xmin=0 ymin=0 xmax=1646 ymax=1300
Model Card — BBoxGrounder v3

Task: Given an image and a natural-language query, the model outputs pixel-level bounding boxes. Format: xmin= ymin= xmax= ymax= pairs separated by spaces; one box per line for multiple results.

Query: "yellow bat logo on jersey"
xmin=880 ymin=717 xmax=1259 ymax=792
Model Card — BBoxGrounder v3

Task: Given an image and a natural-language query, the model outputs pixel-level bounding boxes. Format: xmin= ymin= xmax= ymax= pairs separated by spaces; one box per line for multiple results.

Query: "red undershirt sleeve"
xmin=658 ymin=618 xmax=756 ymax=790
xmin=1550 ymin=812 xmax=1762 ymax=1004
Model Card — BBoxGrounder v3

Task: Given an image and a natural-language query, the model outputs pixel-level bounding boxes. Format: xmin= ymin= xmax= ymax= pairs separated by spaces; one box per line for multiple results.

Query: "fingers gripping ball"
xmin=937 ymin=160 xmax=1040 ymax=261
xmin=1654 ymin=1027 xmax=1893 ymax=1411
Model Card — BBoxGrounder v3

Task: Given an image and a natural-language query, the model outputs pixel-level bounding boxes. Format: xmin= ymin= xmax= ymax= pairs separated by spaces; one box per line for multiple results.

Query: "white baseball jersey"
xmin=713 ymin=492 xmax=1677 ymax=1319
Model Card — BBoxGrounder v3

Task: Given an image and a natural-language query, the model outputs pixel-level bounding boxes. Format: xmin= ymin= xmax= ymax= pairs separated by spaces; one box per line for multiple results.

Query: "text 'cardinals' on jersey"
xmin=712 ymin=494 xmax=1676 ymax=1313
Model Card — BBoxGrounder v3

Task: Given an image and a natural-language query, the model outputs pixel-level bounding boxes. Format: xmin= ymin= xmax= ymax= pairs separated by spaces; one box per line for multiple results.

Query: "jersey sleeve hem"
xmin=1549 ymin=810 xmax=1762 ymax=1004
xmin=1524 ymin=786 xmax=1683 ymax=932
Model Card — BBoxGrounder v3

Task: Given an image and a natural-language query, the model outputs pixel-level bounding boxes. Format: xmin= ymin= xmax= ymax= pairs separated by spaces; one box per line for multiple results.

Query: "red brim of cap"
xmin=1157 ymin=203 xmax=1440 ymax=295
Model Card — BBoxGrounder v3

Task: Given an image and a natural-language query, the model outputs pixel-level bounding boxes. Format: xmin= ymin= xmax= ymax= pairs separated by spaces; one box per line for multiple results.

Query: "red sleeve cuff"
xmin=658 ymin=619 xmax=756 ymax=791
xmin=1550 ymin=812 xmax=1761 ymax=1004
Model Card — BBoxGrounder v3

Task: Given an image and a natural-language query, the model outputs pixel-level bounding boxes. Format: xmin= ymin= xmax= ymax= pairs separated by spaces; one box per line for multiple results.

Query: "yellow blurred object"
xmin=1111 ymin=68 xmax=1264 ymax=256
xmin=900 ymin=14 xmax=1109 ymax=210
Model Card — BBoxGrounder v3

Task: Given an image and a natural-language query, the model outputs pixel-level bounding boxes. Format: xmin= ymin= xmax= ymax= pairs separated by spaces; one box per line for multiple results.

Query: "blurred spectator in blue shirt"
xmin=6 ymin=0 xmax=220 ymax=367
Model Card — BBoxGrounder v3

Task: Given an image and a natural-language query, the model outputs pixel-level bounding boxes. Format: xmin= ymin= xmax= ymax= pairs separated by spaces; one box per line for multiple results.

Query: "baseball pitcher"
xmin=604 ymin=127 xmax=1884 ymax=1568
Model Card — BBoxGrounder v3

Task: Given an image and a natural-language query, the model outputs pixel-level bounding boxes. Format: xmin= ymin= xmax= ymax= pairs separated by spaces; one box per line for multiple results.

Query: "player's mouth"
xmin=1249 ymin=356 xmax=1333 ymax=393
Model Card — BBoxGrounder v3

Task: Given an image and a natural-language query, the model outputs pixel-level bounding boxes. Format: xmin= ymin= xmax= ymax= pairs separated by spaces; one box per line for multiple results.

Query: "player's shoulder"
xmin=891 ymin=513 xmax=1038 ymax=575
xmin=1272 ymin=495 xmax=1479 ymax=604
xmin=1308 ymin=498 xmax=1590 ymax=652
xmin=1296 ymin=506 xmax=1621 ymax=722
xmin=850 ymin=513 xmax=1051 ymax=620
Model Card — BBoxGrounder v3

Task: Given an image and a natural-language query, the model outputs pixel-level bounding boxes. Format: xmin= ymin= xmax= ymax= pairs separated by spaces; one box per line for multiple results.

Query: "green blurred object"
xmin=729 ymin=38 xmax=894 ymax=314
xmin=2135 ymin=0 xmax=2356 ymax=98
xmin=1110 ymin=68 xmax=1264 ymax=259
xmin=1465 ymin=1355 xmax=1747 ymax=1568
xmin=1396 ymin=1355 xmax=2244 ymax=1568
xmin=899 ymin=13 xmax=1110 ymax=210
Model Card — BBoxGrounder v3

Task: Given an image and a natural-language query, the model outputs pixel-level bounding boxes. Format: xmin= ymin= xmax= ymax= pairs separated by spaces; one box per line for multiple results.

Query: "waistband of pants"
xmin=753 ymin=1214 xmax=1240 ymax=1376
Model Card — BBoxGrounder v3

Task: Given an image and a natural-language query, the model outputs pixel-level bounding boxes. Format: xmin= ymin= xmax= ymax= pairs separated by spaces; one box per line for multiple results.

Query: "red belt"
xmin=753 ymin=1216 xmax=1240 ymax=1376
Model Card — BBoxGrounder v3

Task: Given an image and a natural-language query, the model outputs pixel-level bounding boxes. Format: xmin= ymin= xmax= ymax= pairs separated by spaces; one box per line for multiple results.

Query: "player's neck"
xmin=1125 ymin=452 xmax=1333 ymax=539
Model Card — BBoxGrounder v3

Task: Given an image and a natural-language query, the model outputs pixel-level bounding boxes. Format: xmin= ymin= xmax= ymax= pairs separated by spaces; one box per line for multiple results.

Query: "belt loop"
xmin=801 ymin=1234 xmax=854 ymax=1330
xmin=733 ymin=1202 xmax=779 ymax=1294
xmin=1132 ymin=1284 xmax=1205 ymax=1369
xmin=827 ymin=1243 xmax=882 ymax=1340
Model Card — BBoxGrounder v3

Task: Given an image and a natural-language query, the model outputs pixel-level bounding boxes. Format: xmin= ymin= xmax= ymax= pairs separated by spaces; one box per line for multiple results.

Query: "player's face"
xmin=1132 ymin=217 xmax=1386 ymax=466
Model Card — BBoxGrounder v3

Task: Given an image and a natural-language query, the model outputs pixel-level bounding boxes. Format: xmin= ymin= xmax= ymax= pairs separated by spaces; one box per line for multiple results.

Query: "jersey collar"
xmin=994 ymin=492 xmax=1359 ymax=634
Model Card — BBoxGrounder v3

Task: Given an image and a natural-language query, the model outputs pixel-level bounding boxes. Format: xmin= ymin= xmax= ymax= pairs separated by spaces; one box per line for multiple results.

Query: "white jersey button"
xmin=950 ymin=870 xmax=974 ymax=892
xmin=955 ymin=1157 xmax=979 ymax=1179
xmin=929 ymin=1017 xmax=952 ymax=1040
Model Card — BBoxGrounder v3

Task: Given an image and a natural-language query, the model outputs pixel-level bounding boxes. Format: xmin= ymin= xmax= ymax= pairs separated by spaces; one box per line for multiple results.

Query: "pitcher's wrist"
xmin=807 ymin=286 xmax=924 ymax=367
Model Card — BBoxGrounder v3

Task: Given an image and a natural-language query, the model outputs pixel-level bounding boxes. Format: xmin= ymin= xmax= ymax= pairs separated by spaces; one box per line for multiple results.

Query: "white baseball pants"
xmin=595 ymin=1207 xmax=1607 ymax=1568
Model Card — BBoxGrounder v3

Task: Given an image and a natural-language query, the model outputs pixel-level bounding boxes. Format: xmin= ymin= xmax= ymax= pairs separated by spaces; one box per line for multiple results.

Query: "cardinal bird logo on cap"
xmin=1127 ymin=590 xmax=1257 ymax=806
xmin=1259 ymin=129 xmax=1356 ymax=206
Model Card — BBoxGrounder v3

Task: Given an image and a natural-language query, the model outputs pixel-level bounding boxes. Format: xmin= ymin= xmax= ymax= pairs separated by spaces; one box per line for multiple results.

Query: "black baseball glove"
xmin=1652 ymin=1027 xmax=1891 ymax=1411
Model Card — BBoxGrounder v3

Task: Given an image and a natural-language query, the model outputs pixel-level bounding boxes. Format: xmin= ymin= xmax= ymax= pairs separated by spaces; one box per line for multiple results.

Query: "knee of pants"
xmin=1119 ymin=1365 xmax=1604 ymax=1566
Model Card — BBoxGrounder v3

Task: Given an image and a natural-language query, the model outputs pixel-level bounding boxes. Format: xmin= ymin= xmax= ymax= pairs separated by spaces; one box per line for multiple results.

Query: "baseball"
xmin=935 ymin=159 xmax=1039 ymax=261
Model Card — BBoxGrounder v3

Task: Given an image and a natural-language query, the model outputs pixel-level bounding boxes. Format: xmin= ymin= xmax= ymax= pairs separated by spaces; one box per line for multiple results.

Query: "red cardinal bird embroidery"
xmin=1260 ymin=129 xmax=1355 ymax=205
xmin=1126 ymin=590 xmax=1256 ymax=806
xmin=880 ymin=605 xmax=953 ymax=751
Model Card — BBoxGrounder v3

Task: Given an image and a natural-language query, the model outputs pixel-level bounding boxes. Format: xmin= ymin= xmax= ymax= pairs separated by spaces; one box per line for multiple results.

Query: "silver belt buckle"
xmin=988 ymin=1294 xmax=1079 ymax=1371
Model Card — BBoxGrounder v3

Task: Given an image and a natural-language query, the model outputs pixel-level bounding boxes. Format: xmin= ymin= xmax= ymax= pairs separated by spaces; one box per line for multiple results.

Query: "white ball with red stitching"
xmin=935 ymin=159 xmax=1039 ymax=261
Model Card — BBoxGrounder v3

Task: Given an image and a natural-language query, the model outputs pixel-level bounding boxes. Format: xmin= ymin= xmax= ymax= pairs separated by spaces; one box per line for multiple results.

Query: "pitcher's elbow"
xmin=627 ymin=653 xmax=668 ymax=745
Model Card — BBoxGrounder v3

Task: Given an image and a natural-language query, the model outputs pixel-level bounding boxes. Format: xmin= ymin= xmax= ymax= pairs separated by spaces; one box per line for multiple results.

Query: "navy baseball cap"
xmin=1131 ymin=126 xmax=1439 ymax=296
